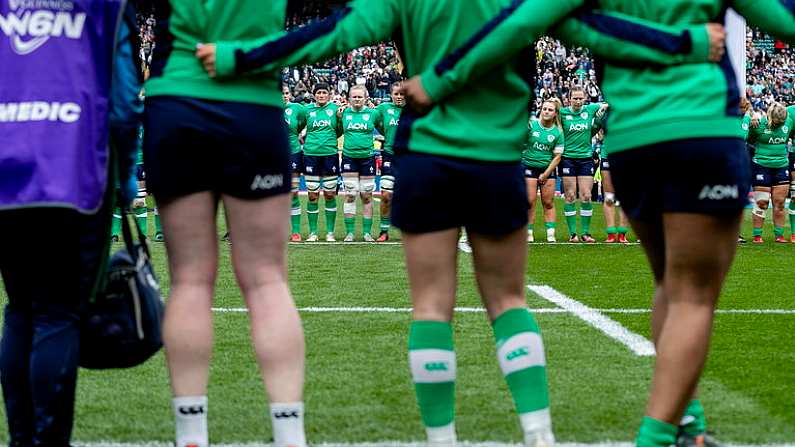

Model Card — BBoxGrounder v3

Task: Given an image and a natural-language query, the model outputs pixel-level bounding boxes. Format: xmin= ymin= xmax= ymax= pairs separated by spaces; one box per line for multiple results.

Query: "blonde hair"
xmin=768 ymin=102 xmax=788 ymax=128
xmin=349 ymin=84 xmax=369 ymax=98
xmin=541 ymin=97 xmax=563 ymax=129
xmin=740 ymin=97 xmax=752 ymax=115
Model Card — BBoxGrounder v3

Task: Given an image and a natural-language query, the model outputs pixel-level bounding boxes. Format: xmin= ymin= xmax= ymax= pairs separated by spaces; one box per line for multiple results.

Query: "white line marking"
xmin=210 ymin=307 xmax=795 ymax=315
xmin=527 ymin=285 xmax=657 ymax=357
xmin=290 ymin=241 xmax=642 ymax=247
xmin=72 ymin=442 xmax=795 ymax=447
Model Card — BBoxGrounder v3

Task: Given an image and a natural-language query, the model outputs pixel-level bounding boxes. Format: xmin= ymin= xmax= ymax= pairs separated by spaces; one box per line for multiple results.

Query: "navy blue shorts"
xmin=392 ymin=152 xmax=528 ymax=235
xmin=144 ymin=96 xmax=290 ymax=201
xmin=381 ymin=152 xmax=394 ymax=177
xmin=600 ymin=156 xmax=611 ymax=172
xmin=136 ymin=164 xmax=146 ymax=182
xmin=290 ymin=152 xmax=304 ymax=176
xmin=609 ymin=138 xmax=751 ymax=221
xmin=522 ymin=165 xmax=556 ymax=179
xmin=342 ymin=155 xmax=376 ymax=176
xmin=303 ymin=154 xmax=339 ymax=177
xmin=789 ymin=152 xmax=795 ymax=174
xmin=751 ymin=162 xmax=789 ymax=187
xmin=559 ymin=157 xmax=594 ymax=177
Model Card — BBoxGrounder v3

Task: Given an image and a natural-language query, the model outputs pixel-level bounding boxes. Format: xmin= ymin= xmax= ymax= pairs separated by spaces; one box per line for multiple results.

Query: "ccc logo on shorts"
xmin=562 ymin=168 xmax=570 ymax=174
xmin=343 ymin=164 xmax=351 ymax=170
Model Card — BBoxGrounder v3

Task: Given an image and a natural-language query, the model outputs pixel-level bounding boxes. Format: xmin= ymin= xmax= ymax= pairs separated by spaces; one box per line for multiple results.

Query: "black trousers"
xmin=0 ymin=206 xmax=109 ymax=447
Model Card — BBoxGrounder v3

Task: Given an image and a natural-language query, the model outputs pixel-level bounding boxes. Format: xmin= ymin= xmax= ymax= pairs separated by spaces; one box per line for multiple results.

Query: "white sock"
xmin=426 ymin=422 xmax=456 ymax=447
xmin=271 ymin=402 xmax=307 ymax=447
xmin=520 ymin=408 xmax=553 ymax=434
xmin=173 ymin=396 xmax=208 ymax=447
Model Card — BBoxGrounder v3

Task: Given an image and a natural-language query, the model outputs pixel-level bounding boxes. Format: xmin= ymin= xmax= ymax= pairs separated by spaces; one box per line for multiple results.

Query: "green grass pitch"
xmin=0 ymin=197 xmax=792 ymax=444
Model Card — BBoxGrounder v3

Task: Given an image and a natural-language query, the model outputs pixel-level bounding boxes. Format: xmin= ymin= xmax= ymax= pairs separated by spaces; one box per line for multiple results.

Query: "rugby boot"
xmin=605 ymin=234 xmax=617 ymax=243
xmin=377 ymin=230 xmax=390 ymax=242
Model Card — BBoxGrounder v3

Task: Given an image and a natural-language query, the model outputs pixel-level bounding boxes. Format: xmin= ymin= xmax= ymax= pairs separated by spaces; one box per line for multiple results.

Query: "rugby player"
xmin=398 ymin=2 xmax=794 ymax=446
xmin=374 ymin=82 xmax=405 ymax=242
xmin=284 ymin=86 xmax=308 ymax=241
xmin=524 ymin=99 xmax=565 ymax=243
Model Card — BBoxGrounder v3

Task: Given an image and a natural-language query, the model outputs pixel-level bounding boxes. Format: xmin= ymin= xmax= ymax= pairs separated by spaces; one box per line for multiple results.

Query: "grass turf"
xmin=0 ymin=197 xmax=792 ymax=443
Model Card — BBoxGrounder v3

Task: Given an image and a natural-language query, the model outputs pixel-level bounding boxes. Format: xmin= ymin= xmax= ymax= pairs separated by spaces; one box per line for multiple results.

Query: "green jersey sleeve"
xmin=741 ymin=114 xmax=751 ymax=141
xmin=215 ymin=0 xmax=401 ymax=78
xmin=419 ymin=0 xmax=714 ymax=103
xmin=731 ymin=0 xmax=795 ymax=44
xmin=550 ymin=11 xmax=712 ymax=67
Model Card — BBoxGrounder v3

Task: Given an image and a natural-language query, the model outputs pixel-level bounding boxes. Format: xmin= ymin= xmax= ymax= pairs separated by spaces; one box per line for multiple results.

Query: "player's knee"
xmin=542 ymin=199 xmax=554 ymax=210
xmin=322 ymin=176 xmax=339 ymax=193
xmin=380 ymin=175 xmax=395 ymax=193
xmin=604 ymin=192 xmax=616 ymax=206
xmin=305 ymin=175 xmax=321 ymax=193
xmin=343 ymin=177 xmax=359 ymax=196
xmin=360 ymin=177 xmax=376 ymax=194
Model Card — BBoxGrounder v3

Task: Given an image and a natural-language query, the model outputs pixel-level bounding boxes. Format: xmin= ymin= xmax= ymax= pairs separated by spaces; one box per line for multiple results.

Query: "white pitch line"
xmin=72 ymin=442 xmax=795 ymax=447
xmin=210 ymin=307 xmax=795 ymax=315
xmin=527 ymin=285 xmax=657 ymax=357
xmin=287 ymin=241 xmax=641 ymax=247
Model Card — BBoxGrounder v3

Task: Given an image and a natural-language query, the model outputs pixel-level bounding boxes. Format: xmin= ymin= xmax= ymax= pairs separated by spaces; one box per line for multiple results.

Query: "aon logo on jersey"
xmin=532 ymin=142 xmax=551 ymax=152
xmin=347 ymin=122 xmax=369 ymax=131
xmin=569 ymin=123 xmax=589 ymax=132
xmin=388 ymin=118 xmax=399 ymax=126
xmin=312 ymin=120 xmax=331 ymax=128
xmin=767 ymin=137 xmax=788 ymax=144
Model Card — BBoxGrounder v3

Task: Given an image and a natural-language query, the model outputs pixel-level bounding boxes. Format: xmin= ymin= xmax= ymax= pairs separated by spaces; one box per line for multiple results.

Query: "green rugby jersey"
xmin=789 ymin=106 xmax=795 ymax=152
xmin=375 ymin=102 xmax=403 ymax=155
xmin=340 ymin=107 xmax=378 ymax=158
xmin=416 ymin=0 xmax=795 ymax=155
xmin=522 ymin=120 xmax=564 ymax=168
xmin=561 ymin=103 xmax=603 ymax=159
xmin=748 ymin=118 xmax=793 ymax=169
xmin=285 ymin=102 xmax=307 ymax=155
xmin=145 ymin=1 xmax=288 ymax=106
xmin=211 ymin=0 xmax=715 ymax=162
xmin=304 ymin=102 xmax=341 ymax=157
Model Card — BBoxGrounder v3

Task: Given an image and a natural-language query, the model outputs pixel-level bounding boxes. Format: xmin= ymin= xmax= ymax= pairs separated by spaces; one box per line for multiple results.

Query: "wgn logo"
xmin=1 ymin=0 xmax=86 ymax=55
xmin=698 ymin=185 xmax=739 ymax=201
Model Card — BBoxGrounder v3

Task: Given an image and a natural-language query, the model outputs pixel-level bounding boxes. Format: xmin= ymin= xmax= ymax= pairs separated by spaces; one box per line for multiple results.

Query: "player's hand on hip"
xmin=400 ymin=76 xmax=433 ymax=113
xmin=706 ymin=23 xmax=726 ymax=63
xmin=196 ymin=43 xmax=217 ymax=78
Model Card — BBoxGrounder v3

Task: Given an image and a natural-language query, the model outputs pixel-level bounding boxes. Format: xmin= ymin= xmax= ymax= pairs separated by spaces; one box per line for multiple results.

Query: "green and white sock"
xmin=134 ymin=205 xmax=148 ymax=235
xmin=325 ymin=200 xmax=337 ymax=234
xmin=111 ymin=208 xmax=122 ymax=239
xmin=380 ymin=216 xmax=391 ymax=232
xmin=154 ymin=207 xmax=163 ymax=235
xmin=618 ymin=226 xmax=628 ymax=235
xmin=492 ymin=308 xmax=551 ymax=435
xmin=291 ymin=196 xmax=302 ymax=234
xmin=753 ymin=227 xmax=763 ymax=237
xmin=607 ymin=226 xmax=617 ymax=235
xmin=307 ymin=201 xmax=319 ymax=235
xmin=580 ymin=202 xmax=593 ymax=235
xmin=790 ymin=199 xmax=795 ymax=235
xmin=564 ymin=203 xmax=577 ymax=236
xmin=680 ymin=399 xmax=706 ymax=436
xmin=636 ymin=416 xmax=677 ymax=447
xmin=409 ymin=321 xmax=456 ymax=446
xmin=775 ymin=226 xmax=784 ymax=237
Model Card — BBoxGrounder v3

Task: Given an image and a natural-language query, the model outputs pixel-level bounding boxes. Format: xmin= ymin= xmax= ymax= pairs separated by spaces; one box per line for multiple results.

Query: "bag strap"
xmin=120 ymin=206 xmax=152 ymax=262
